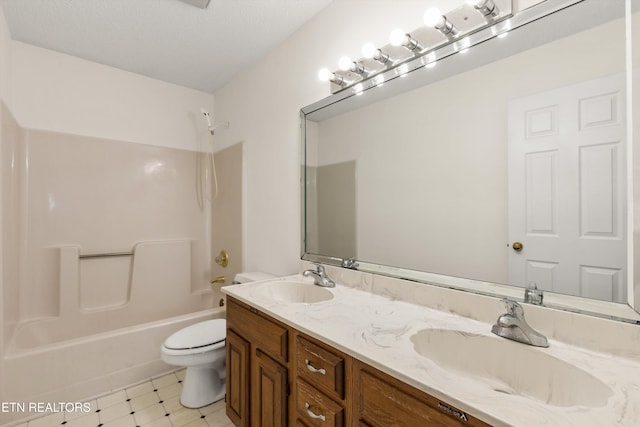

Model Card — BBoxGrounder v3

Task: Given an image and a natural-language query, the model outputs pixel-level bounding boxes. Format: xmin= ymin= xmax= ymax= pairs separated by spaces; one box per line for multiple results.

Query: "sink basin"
xmin=410 ymin=329 xmax=612 ymax=407
xmin=254 ymin=281 xmax=334 ymax=304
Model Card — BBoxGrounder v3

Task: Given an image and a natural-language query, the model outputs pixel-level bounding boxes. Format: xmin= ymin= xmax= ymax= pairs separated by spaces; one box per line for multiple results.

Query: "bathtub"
xmin=0 ymin=307 xmax=225 ymax=426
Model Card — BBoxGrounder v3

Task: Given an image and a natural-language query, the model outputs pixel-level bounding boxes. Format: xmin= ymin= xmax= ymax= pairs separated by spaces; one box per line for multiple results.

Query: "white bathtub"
xmin=0 ymin=307 xmax=225 ymax=426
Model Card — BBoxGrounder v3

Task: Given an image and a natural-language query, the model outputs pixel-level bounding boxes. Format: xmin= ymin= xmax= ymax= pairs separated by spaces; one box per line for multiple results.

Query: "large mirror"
xmin=302 ymin=0 xmax=640 ymax=323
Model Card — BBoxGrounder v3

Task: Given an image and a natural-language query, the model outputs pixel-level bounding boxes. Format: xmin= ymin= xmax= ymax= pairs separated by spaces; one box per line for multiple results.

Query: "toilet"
xmin=160 ymin=272 xmax=275 ymax=408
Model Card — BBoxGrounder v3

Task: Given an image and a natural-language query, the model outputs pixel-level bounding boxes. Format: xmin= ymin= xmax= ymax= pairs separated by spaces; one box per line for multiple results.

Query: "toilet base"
xmin=180 ymin=365 xmax=226 ymax=408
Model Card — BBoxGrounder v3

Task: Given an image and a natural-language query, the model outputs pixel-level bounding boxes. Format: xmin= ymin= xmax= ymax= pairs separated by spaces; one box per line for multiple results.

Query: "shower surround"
xmin=0 ymin=102 xmax=223 ymax=425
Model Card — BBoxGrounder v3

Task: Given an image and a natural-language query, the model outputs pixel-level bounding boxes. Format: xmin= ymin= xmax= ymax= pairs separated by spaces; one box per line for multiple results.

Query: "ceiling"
xmin=0 ymin=0 xmax=333 ymax=93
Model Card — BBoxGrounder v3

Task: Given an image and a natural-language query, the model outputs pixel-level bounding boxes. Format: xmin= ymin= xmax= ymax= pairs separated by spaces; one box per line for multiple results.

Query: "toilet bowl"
xmin=160 ymin=272 xmax=275 ymax=408
xmin=161 ymin=319 xmax=227 ymax=408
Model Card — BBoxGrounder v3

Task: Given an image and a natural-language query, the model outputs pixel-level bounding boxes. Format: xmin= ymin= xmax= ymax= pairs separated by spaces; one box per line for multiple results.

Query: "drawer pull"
xmin=305 ymin=402 xmax=326 ymax=421
xmin=305 ymin=359 xmax=326 ymax=375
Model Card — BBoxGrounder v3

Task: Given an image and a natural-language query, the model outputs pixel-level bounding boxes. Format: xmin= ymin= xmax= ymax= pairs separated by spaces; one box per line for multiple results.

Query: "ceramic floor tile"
xmin=169 ymin=407 xmax=201 ymax=426
xmin=63 ymin=412 xmax=100 ymax=427
xmin=159 ymin=395 xmax=182 ymax=413
xmin=27 ymin=411 xmax=64 ymax=427
xmin=175 ymin=369 xmax=186 ymax=381
xmin=181 ymin=418 xmax=209 ymax=427
xmin=64 ymin=401 xmax=97 ymax=422
xmin=18 ymin=369 xmax=231 ymax=427
xmin=133 ymin=403 xmax=166 ymax=426
xmin=98 ymin=401 xmax=131 ymax=424
xmin=102 ymin=414 xmax=137 ymax=427
xmin=156 ymin=382 xmax=182 ymax=401
xmin=97 ymin=390 xmax=128 ymax=409
xmin=203 ymin=409 xmax=233 ymax=427
xmin=125 ymin=381 xmax=156 ymax=399
xmin=129 ymin=391 xmax=161 ymax=412
xmin=141 ymin=416 xmax=172 ymax=427
xmin=197 ymin=400 xmax=224 ymax=417
xmin=151 ymin=373 xmax=179 ymax=390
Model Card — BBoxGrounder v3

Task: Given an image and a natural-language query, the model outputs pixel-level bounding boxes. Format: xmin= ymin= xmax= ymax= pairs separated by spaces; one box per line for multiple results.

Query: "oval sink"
xmin=255 ymin=281 xmax=334 ymax=304
xmin=410 ymin=329 xmax=612 ymax=407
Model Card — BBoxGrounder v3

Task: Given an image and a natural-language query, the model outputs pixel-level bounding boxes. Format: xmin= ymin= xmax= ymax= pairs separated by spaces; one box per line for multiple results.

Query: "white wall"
xmin=0 ymin=7 xmax=11 ymax=107
xmin=10 ymin=41 xmax=214 ymax=151
xmin=213 ymin=0 xmax=436 ymax=275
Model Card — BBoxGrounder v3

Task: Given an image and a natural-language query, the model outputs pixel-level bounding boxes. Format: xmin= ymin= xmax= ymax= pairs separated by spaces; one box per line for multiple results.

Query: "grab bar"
xmin=79 ymin=252 xmax=133 ymax=260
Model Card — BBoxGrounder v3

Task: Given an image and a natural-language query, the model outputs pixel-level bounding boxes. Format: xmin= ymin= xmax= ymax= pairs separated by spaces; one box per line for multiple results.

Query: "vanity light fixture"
xmin=466 ymin=0 xmax=499 ymax=19
xmin=338 ymin=55 xmax=371 ymax=75
xmin=362 ymin=43 xmax=395 ymax=65
xmin=424 ymin=7 xmax=459 ymax=38
xmin=317 ymin=1 xmax=511 ymax=94
xmin=422 ymin=52 xmax=437 ymax=69
xmin=389 ymin=29 xmax=425 ymax=53
xmin=352 ymin=83 xmax=365 ymax=95
xmin=317 ymin=68 xmax=349 ymax=86
xmin=455 ymin=37 xmax=471 ymax=53
xmin=372 ymin=74 xmax=385 ymax=86
xmin=395 ymin=63 xmax=410 ymax=77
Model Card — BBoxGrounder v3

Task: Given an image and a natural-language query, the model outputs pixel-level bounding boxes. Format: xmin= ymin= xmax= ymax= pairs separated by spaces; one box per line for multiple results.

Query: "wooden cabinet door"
xmin=227 ymin=329 xmax=250 ymax=427
xmin=252 ymin=349 xmax=288 ymax=427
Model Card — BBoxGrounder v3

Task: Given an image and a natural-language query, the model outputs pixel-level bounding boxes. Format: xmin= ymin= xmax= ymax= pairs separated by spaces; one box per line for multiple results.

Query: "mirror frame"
xmin=301 ymin=0 xmax=640 ymax=324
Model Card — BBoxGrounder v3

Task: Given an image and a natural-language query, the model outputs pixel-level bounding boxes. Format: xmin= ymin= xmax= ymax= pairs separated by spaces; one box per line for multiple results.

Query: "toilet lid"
xmin=164 ymin=319 xmax=226 ymax=350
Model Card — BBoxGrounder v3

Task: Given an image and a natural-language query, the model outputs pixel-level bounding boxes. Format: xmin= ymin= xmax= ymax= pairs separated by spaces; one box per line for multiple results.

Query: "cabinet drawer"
xmin=296 ymin=335 xmax=345 ymax=400
xmin=227 ymin=298 xmax=288 ymax=364
xmin=354 ymin=361 xmax=490 ymax=427
xmin=296 ymin=379 xmax=344 ymax=427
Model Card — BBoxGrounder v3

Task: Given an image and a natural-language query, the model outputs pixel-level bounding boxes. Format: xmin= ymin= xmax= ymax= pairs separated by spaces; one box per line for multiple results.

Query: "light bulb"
xmin=318 ymin=68 xmax=332 ymax=82
xmin=362 ymin=43 xmax=377 ymax=59
xmin=389 ymin=29 xmax=406 ymax=46
xmin=424 ymin=7 xmax=444 ymax=28
xmin=338 ymin=56 xmax=352 ymax=72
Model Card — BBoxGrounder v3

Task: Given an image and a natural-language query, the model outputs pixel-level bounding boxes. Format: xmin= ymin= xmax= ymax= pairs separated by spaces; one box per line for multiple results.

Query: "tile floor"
xmin=16 ymin=370 xmax=233 ymax=427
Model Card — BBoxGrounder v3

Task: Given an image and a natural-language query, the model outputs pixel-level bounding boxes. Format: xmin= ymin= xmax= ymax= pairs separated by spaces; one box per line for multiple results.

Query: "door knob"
xmin=215 ymin=249 xmax=229 ymax=268
xmin=512 ymin=242 xmax=524 ymax=252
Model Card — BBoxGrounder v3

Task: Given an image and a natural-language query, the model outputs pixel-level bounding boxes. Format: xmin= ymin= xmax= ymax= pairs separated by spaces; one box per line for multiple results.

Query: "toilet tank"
xmin=233 ymin=272 xmax=276 ymax=284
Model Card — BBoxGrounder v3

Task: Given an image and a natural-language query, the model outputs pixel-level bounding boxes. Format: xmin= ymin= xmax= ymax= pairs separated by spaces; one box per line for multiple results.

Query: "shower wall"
xmin=0 ymin=100 xmax=228 ymax=421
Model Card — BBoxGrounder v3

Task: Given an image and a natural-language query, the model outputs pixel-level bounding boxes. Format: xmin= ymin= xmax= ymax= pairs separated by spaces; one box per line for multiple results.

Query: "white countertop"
xmin=222 ymin=274 xmax=640 ymax=427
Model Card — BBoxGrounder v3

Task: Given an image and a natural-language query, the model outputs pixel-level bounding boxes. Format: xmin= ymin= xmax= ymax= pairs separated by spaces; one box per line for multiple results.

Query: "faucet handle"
xmin=501 ymin=298 xmax=524 ymax=318
xmin=315 ymin=264 xmax=325 ymax=274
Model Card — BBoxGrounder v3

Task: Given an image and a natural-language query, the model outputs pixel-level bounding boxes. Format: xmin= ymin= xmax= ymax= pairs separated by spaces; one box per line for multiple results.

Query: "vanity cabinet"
xmin=226 ymin=296 xmax=490 ymax=427
xmin=226 ymin=297 xmax=290 ymax=427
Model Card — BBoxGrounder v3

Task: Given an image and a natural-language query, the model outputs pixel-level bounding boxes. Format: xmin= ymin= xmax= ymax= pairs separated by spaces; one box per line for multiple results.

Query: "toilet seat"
xmin=163 ymin=319 xmax=226 ymax=355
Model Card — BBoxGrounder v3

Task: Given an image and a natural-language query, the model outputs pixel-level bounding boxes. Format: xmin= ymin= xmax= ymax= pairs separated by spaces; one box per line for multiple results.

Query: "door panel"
xmin=508 ymin=74 xmax=626 ymax=301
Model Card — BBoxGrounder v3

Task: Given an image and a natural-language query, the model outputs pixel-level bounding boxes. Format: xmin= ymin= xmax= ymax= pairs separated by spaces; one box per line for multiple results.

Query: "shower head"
xmin=201 ymin=108 xmax=214 ymax=135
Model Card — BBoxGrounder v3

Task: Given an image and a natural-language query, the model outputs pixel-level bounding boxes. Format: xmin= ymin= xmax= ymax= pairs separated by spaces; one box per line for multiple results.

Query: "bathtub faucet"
xmin=303 ymin=264 xmax=335 ymax=288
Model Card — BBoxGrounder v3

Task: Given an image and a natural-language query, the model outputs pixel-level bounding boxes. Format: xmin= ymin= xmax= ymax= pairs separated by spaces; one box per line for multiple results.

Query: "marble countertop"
xmin=222 ymin=274 xmax=640 ymax=427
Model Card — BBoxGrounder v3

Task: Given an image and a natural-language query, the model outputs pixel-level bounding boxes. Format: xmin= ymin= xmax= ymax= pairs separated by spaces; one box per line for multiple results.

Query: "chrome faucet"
xmin=341 ymin=257 xmax=359 ymax=269
xmin=491 ymin=299 xmax=549 ymax=347
xmin=303 ymin=264 xmax=335 ymax=288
